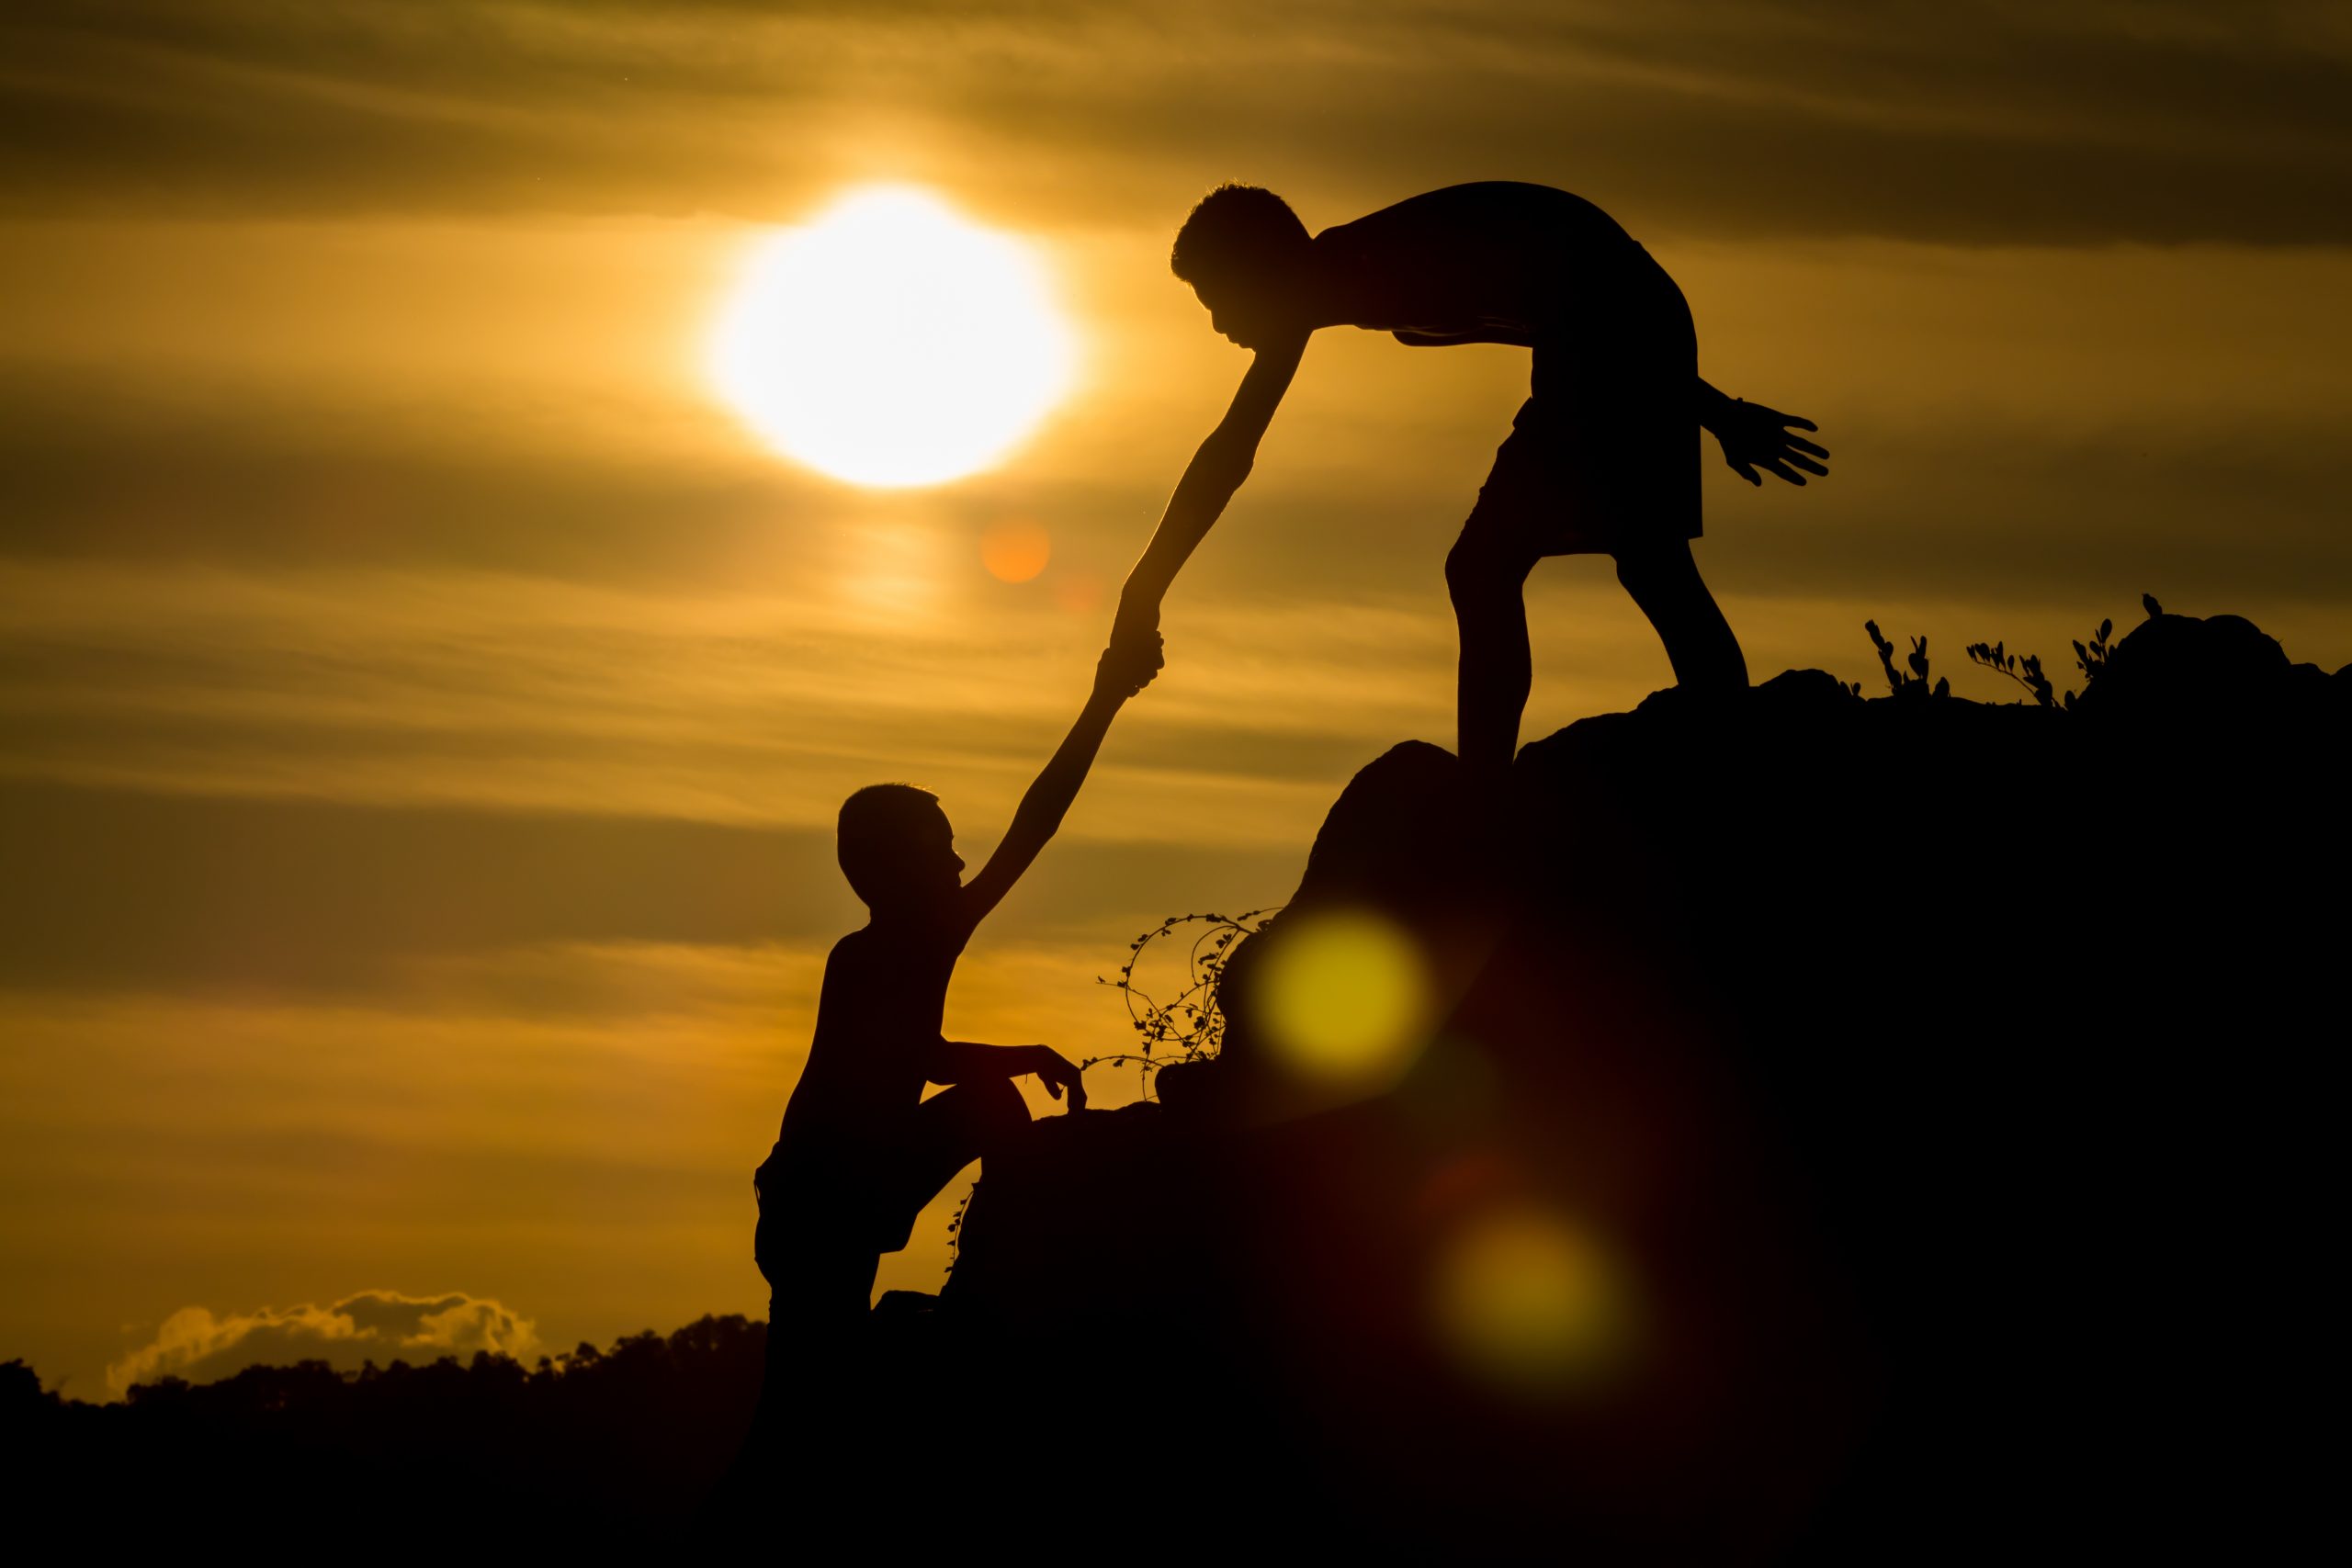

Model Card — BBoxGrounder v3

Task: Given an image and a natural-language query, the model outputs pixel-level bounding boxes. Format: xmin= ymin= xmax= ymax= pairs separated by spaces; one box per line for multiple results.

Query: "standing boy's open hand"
xmin=1709 ymin=399 xmax=1831 ymax=487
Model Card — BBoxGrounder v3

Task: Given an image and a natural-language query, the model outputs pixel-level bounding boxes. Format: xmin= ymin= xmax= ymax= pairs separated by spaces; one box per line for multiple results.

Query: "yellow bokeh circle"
xmin=1257 ymin=908 xmax=1432 ymax=1091
xmin=1430 ymin=1207 xmax=1637 ymax=1397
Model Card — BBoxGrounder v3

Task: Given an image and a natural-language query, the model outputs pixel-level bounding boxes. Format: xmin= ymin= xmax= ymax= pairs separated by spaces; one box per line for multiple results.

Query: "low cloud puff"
xmin=106 ymin=1289 xmax=540 ymax=1395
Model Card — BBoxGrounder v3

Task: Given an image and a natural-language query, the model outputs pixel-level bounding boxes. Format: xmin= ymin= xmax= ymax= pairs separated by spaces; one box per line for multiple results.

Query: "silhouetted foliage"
xmin=1084 ymin=908 xmax=1278 ymax=1096
xmin=1965 ymin=594 xmax=2160 ymax=708
xmin=0 ymin=1316 xmax=768 ymax=1549
xmin=1963 ymin=638 xmax=2058 ymax=706
xmin=2071 ymin=614 xmax=2119 ymax=687
xmin=1863 ymin=619 xmax=1949 ymax=698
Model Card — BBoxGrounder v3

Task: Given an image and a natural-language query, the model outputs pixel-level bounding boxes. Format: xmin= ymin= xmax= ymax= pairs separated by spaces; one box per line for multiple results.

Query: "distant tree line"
xmin=1 ymin=1315 xmax=766 ymax=1546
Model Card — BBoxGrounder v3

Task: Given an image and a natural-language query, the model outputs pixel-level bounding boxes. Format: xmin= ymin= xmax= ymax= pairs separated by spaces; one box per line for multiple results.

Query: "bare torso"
xmin=773 ymin=917 xmax=967 ymax=1170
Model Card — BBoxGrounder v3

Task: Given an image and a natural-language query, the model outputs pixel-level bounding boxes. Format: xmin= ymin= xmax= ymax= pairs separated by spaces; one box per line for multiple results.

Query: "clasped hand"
xmin=1098 ymin=606 xmax=1164 ymax=699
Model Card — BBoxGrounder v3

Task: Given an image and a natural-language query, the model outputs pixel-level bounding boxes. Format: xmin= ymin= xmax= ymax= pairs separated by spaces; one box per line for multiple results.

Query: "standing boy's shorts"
xmin=1460 ymin=243 xmax=1701 ymax=560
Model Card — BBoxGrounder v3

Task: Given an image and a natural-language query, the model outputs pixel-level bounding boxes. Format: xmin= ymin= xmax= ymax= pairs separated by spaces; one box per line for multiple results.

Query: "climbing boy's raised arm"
xmin=957 ymin=639 xmax=1162 ymax=927
xmin=1113 ymin=331 xmax=1308 ymax=650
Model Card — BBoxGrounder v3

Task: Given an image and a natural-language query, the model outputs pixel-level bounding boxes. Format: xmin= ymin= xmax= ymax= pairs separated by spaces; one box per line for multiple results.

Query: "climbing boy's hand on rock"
xmin=1025 ymin=1045 xmax=1089 ymax=1112
xmin=1711 ymin=399 xmax=1830 ymax=487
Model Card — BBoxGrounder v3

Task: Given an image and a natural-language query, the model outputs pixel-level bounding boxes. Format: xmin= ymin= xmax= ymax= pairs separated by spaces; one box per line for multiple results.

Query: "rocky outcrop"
xmin=938 ymin=609 xmax=2348 ymax=1559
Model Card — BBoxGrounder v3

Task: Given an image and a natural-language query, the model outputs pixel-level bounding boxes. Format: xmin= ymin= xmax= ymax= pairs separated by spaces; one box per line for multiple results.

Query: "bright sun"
xmin=707 ymin=186 xmax=1078 ymax=489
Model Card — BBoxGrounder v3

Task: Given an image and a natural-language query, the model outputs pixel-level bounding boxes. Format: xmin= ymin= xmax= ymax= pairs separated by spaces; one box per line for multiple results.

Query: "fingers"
xmin=1750 ymin=404 xmax=1816 ymax=433
xmin=1758 ymin=458 xmax=1805 ymax=486
xmin=1104 ymin=632 xmax=1166 ymax=697
xmin=1786 ymin=452 xmax=1829 ymax=477
xmin=1032 ymin=1049 xmax=1087 ymax=1112
xmin=1726 ymin=457 xmax=1761 ymax=486
xmin=1788 ymin=435 xmax=1829 ymax=459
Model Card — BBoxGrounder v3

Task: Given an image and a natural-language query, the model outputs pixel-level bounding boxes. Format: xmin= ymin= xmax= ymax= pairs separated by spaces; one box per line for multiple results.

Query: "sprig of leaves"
xmin=1964 ymin=639 xmax=2057 ymax=707
xmin=944 ymin=1185 xmax=975 ymax=1276
xmin=1958 ymin=596 xmax=2159 ymax=711
xmin=2071 ymin=615 xmax=2118 ymax=688
xmin=1865 ymin=620 xmax=1950 ymax=699
xmin=1083 ymin=908 xmax=1280 ymax=1099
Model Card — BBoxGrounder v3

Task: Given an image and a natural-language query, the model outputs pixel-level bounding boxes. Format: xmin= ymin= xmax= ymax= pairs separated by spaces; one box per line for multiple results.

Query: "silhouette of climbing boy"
xmin=751 ymin=637 xmax=1161 ymax=1342
xmin=1114 ymin=182 xmax=1829 ymax=772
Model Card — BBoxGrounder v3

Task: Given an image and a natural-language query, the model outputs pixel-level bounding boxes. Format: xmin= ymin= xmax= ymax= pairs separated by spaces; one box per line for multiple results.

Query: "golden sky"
xmin=4 ymin=1 xmax=2349 ymax=1398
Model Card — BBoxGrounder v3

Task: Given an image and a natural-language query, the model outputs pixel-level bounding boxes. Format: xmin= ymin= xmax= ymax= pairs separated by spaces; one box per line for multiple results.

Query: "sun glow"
xmin=707 ymin=186 xmax=1078 ymax=488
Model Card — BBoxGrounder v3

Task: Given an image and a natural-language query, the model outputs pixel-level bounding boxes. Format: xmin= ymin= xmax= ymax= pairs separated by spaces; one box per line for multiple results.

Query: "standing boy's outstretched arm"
xmin=1113 ymin=330 xmax=1309 ymax=650
xmin=958 ymin=640 xmax=1162 ymax=927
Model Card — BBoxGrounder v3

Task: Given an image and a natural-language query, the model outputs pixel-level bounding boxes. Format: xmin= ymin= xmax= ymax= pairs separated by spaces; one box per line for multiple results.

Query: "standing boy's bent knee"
xmin=1612 ymin=539 xmax=1696 ymax=592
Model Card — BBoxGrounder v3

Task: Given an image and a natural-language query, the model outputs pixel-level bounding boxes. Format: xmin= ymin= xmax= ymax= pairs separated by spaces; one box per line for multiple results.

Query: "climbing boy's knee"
xmin=970 ymin=1072 xmax=1027 ymax=1130
xmin=935 ymin=1074 xmax=1028 ymax=1152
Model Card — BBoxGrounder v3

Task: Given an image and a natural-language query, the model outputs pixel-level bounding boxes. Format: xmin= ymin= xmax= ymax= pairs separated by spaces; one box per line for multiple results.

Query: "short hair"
xmin=837 ymin=783 xmax=940 ymax=907
xmin=1170 ymin=184 xmax=1310 ymax=288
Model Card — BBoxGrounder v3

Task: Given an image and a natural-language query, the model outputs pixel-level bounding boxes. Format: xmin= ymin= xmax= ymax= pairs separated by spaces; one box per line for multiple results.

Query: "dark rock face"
xmin=941 ymin=614 xmax=2347 ymax=1559
xmin=2077 ymin=607 xmax=2294 ymax=717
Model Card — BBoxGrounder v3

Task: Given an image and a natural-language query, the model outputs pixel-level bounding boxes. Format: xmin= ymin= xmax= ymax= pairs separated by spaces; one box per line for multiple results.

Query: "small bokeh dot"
xmin=981 ymin=519 xmax=1052 ymax=582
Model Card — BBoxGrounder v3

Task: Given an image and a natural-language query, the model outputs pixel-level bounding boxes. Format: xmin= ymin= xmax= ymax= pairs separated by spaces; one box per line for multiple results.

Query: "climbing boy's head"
xmin=838 ymin=784 xmax=964 ymax=913
xmin=1171 ymin=184 xmax=1313 ymax=348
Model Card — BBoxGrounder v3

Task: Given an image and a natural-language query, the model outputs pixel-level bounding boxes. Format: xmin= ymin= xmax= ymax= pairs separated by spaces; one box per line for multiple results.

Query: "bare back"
xmin=1312 ymin=181 xmax=1641 ymax=341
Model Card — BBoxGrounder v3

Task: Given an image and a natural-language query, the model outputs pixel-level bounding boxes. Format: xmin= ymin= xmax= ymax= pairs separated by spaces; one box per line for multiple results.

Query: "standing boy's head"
xmin=1171 ymin=184 xmax=1314 ymax=349
xmin=838 ymin=783 xmax=964 ymax=914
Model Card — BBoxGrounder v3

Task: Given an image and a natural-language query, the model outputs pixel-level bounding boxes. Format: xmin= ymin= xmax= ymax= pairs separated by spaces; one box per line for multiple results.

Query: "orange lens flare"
xmin=981 ymin=519 xmax=1052 ymax=583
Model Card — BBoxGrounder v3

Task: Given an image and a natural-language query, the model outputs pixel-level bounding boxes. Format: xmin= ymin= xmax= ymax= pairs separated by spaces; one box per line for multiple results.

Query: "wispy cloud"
xmin=106 ymin=1288 xmax=540 ymax=1393
xmin=4 ymin=3 xmax=2347 ymax=242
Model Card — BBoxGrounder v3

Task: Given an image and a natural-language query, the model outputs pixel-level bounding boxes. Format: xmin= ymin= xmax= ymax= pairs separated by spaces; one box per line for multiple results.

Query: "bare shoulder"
xmin=822 ymin=927 xmax=883 ymax=987
xmin=1316 ymin=183 xmax=1628 ymax=274
xmin=1321 ymin=182 xmax=1600 ymax=233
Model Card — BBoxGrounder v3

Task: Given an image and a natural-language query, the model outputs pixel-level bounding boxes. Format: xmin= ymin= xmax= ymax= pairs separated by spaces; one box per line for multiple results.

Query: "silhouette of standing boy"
xmin=1113 ymin=182 xmax=1829 ymax=772
xmin=752 ymin=637 xmax=1160 ymax=1342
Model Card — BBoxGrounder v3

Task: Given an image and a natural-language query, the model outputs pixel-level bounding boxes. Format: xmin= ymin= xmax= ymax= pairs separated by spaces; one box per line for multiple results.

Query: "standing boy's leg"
xmin=1446 ymin=527 xmax=1544 ymax=774
xmin=1616 ymin=541 xmax=1747 ymax=691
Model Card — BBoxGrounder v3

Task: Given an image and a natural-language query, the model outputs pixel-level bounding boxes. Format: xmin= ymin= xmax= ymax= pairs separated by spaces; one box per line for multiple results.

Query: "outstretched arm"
xmin=921 ymin=1038 xmax=1087 ymax=1109
xmin=958 ymin=644 xmax=1159 ymax=927
xmin=1698 ymin=378 xmax=1830 ymax=486
xmin=1113 ymin=331 xmax=1308 ymax=645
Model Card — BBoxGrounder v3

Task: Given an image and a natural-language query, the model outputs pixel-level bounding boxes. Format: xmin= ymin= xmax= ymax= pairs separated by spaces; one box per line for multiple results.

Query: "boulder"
xmin=934 ymin=617 xmax=2350 ymax=1557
